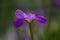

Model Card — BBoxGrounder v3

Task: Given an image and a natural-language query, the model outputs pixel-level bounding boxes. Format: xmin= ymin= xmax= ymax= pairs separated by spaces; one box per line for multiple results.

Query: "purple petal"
xmin=35 ymin=16 xmax=47 ymax=23
xmin=25 ymin=13 xmax=35 ymax=22
xmin=12 ymin=18 xmax=24 ymax=28
xmin=16 ymin=9 xmax=26 ymax=18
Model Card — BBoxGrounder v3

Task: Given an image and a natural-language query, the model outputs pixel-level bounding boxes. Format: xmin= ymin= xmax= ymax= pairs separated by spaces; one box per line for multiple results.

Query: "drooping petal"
xmin=16 ymin=9 xmax=27 ymax=18
xmin=35 ymin=16 xmax=47 ymax=23
xmin=12 ymin=18 xmax=24 ymax=28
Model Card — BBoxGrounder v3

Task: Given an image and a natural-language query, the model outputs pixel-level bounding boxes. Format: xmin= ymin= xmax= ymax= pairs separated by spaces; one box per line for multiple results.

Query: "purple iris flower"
xmin=12 ymin=9 xmax=47 ymax=28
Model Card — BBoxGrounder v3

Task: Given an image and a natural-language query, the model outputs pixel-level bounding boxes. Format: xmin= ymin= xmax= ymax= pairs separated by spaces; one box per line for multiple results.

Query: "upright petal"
xmin=34 ymin=8 xmax=44 ymax=15
xmin=35 ymin=16 xmax=47 ymax=23
xmin=25 ymin=13 xmax=35 ymax=22
xmin=16 ymin=9 xmax=27 ymax=18
xmin=12 ymin=18 xmax=24 ymax=28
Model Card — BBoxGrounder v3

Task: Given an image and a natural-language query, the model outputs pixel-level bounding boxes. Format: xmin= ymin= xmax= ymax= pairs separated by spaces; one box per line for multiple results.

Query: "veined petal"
xmin=16 ymin=9 xmax=27 ymax=18
xmin=35 ymin=16 xmax=47 ymax=23
xmin=12 ymin=18 xmax=24 ymax=28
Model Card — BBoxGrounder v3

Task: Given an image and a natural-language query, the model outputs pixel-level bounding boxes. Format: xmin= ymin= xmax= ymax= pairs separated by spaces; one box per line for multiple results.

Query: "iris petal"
xmin=25 ymin=13 xmax=35 ymax=22
xmin=16 ymin=9 xmax=26 ymax=18
xmin=35 ymin=16 xmax=47 ymax=23
xmin=12 ymin=18 xmax=24 ymax=28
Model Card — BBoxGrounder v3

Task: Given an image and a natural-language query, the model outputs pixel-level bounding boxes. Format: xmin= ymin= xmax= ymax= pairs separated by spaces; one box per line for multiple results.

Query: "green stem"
xmin=15 ymin=28 xmax=21 ymax=40
xmin=29 ymin=23 xmax=33 ymax=40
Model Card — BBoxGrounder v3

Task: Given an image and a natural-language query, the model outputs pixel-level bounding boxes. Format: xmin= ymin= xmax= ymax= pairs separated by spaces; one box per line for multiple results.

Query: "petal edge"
xmin=35 ymin=16 xmax=47 ymax=23
xmin=12 ymin=18 xmax=24 ymax=28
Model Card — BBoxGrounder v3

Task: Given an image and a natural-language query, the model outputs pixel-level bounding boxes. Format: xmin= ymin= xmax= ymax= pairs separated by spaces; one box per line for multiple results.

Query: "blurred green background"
xmin=0 ymin=0 xmax=60 ymax=40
